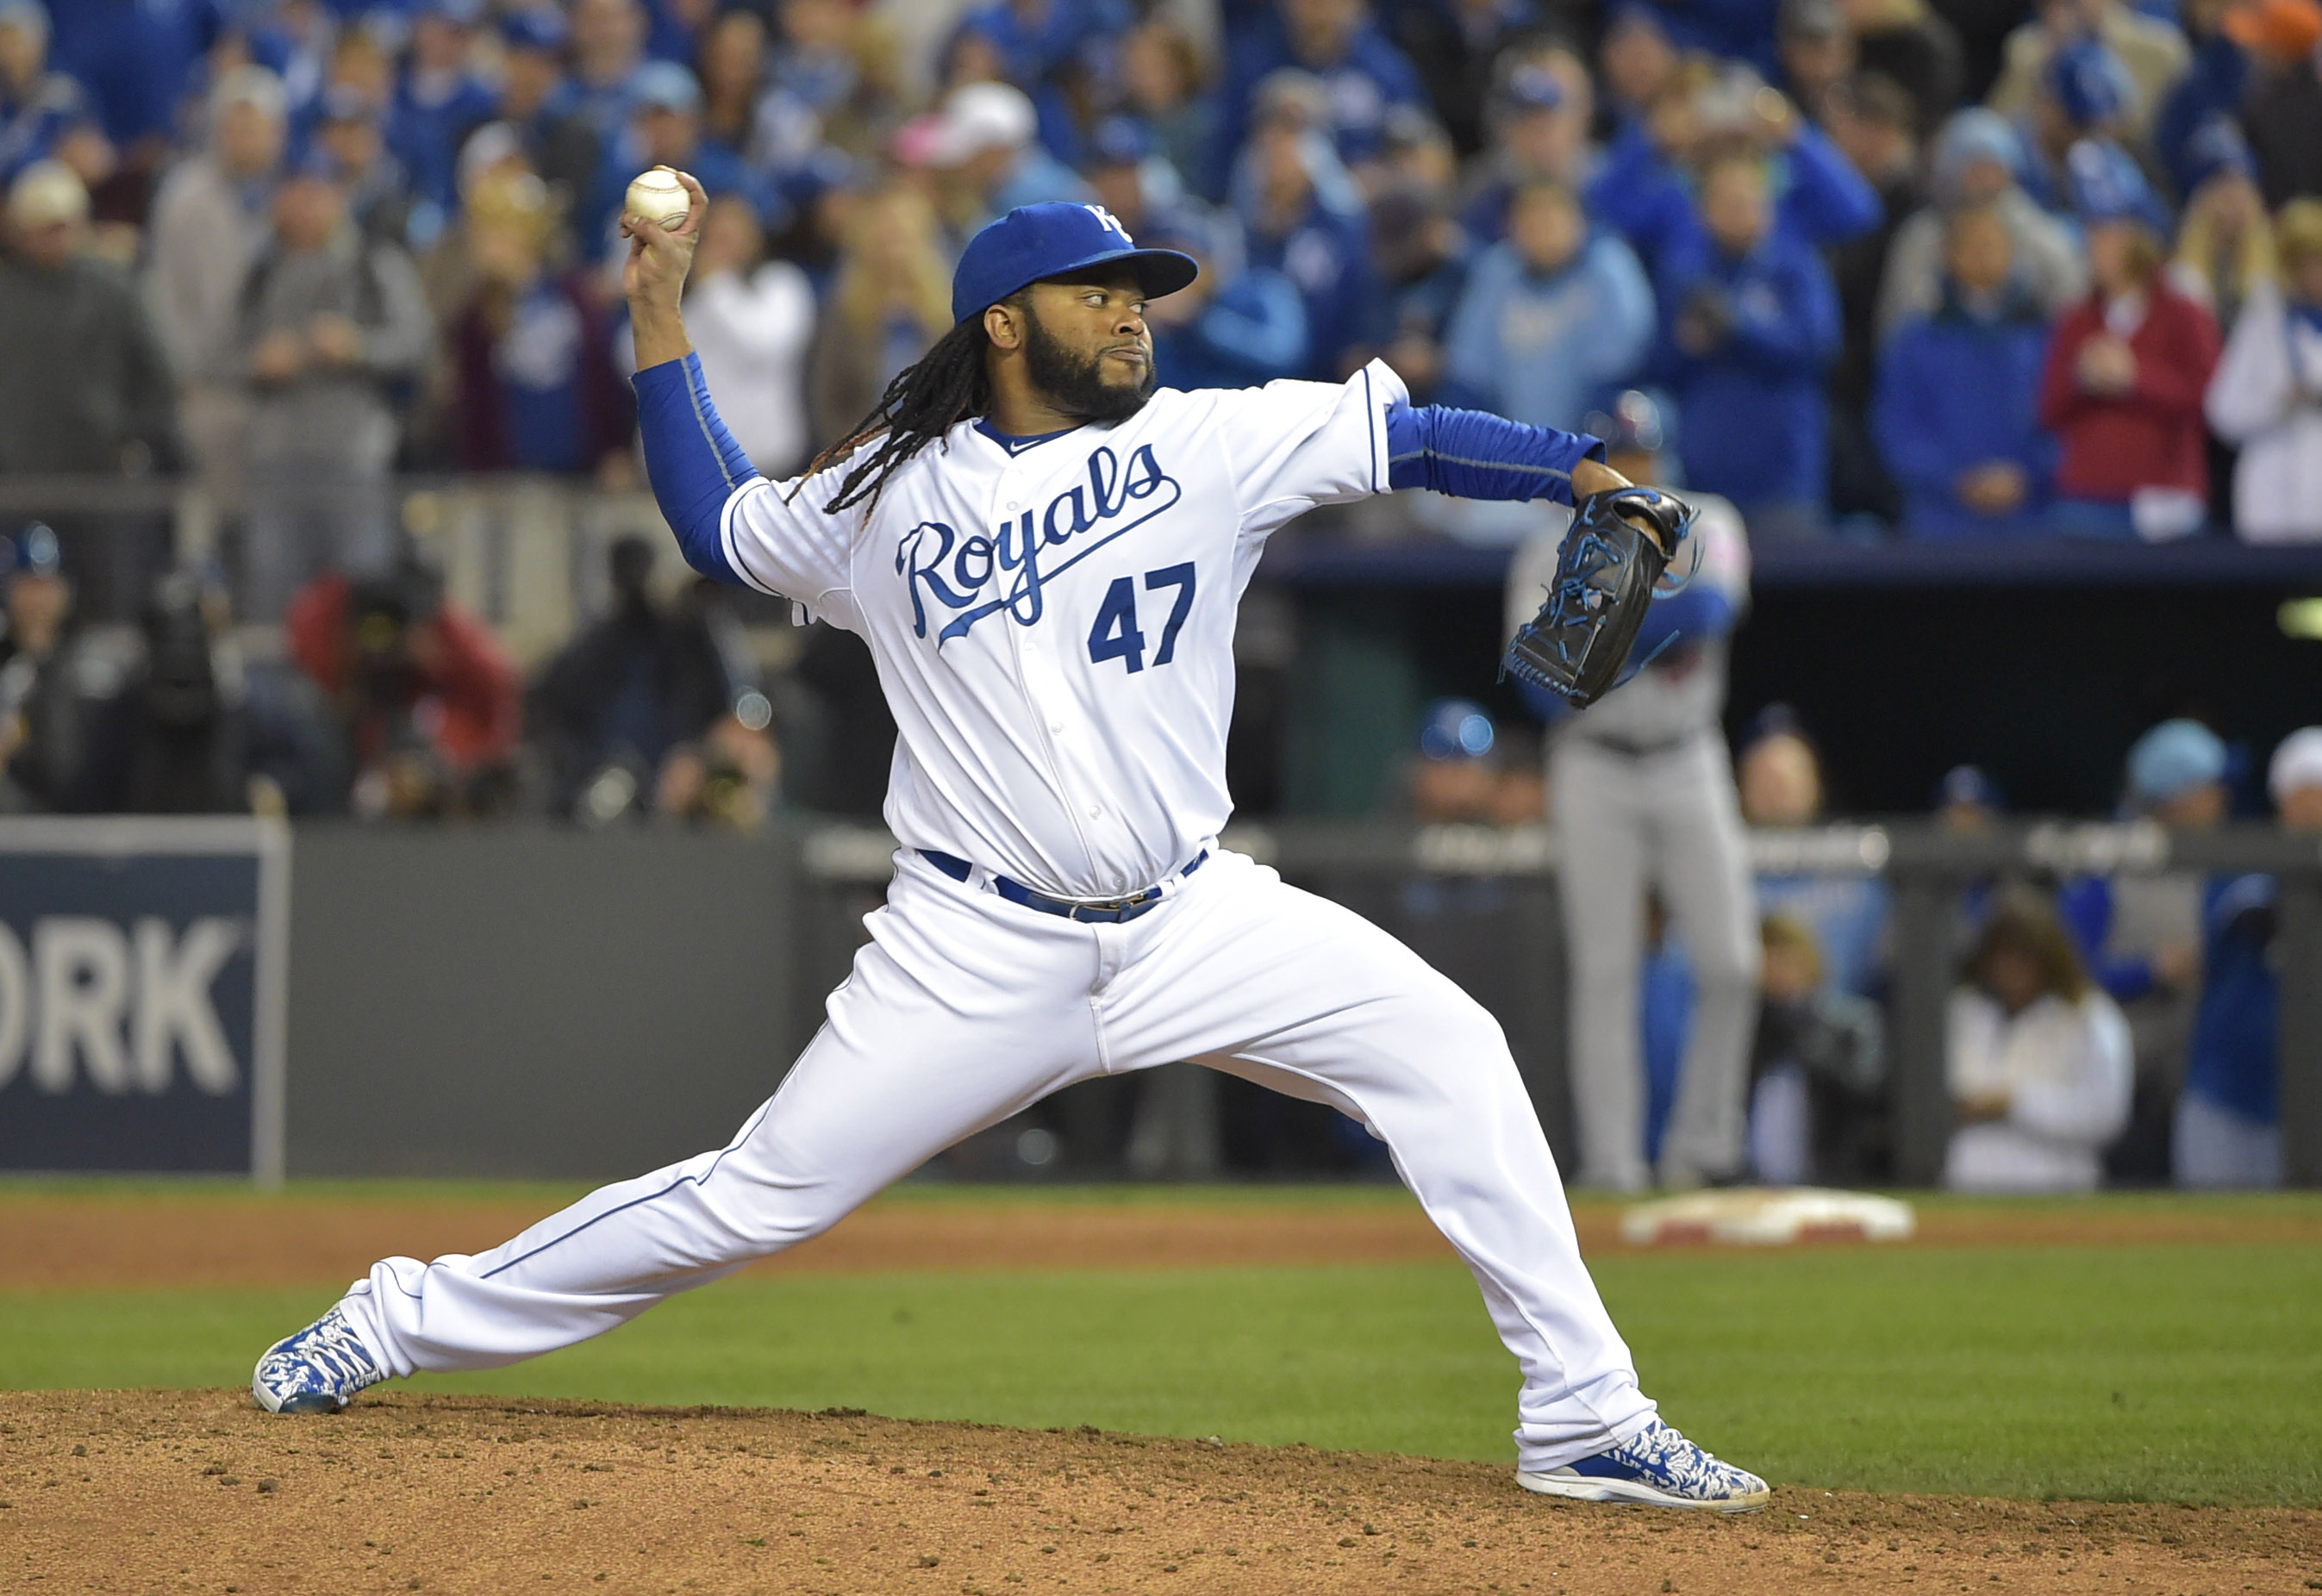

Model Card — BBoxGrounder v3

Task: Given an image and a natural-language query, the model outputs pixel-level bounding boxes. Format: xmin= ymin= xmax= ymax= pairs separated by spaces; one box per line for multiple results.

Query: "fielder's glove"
xmin=1501 ymin=486 xmax=1695 ymax=709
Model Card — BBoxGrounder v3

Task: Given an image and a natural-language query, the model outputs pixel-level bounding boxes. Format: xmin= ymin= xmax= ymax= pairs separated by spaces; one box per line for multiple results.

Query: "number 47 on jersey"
xmin=1088 ymin=562 xmax=1195 ymax=674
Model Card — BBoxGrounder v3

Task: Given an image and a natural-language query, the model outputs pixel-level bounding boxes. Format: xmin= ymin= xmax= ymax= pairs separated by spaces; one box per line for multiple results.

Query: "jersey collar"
xmin=973 ymin=417 xmax=1082 ymax=455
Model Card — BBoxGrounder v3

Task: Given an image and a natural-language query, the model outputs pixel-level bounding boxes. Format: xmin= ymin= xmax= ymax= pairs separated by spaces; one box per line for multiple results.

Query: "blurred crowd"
xmin=0 ymin=0 xmax=2317 ymax=606
xmin=1401 ymin=690 xmax=2311 ymax=1191
xmin=0 ymin=520 xmax=780 ymax=824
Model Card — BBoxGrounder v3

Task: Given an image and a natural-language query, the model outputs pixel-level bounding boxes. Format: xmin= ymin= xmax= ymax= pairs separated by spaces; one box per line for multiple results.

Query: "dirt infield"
xmin=3 ymin=1188 xmax=2317 ymax=1291
xmin=3 ymin=1389 xmax=2316 ymax=1596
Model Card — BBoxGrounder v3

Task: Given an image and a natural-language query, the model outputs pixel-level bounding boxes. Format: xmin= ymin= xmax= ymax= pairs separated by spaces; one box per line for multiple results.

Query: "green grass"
xmin=2 ymin=1202 xmax=2316 ymax=1506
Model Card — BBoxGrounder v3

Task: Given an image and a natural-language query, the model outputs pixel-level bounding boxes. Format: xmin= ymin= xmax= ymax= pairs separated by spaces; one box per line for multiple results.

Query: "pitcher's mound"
xmin=4 ymin=1389 xmax=2316 ymax=1594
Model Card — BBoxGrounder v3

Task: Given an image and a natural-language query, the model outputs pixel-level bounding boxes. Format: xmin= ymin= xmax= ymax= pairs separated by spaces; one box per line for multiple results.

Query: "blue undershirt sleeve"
xmin=1630 ymin=583 xmax=1737 ymax=658
xmin=632 ymin=352 xmax=760 ymax=585
xmin=1384 ymin=403 xmax=1605 ymax=507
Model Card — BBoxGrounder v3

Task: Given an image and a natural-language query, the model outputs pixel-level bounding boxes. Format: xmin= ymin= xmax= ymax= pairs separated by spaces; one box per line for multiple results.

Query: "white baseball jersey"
xmin=716 ymin=361 xmax=1408 ymax=901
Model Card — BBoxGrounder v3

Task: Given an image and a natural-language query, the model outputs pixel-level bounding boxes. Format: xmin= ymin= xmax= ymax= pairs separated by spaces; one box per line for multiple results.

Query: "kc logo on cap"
xmin=950 ymin=203 xmax=1201 ymax=325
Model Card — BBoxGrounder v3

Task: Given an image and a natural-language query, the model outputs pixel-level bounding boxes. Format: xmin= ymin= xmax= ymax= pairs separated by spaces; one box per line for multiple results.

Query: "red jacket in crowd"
xmin=2038 ymin=284 xmax=2222 ymax=503
xmin=286 ymin=572 xmax=522 ymax=773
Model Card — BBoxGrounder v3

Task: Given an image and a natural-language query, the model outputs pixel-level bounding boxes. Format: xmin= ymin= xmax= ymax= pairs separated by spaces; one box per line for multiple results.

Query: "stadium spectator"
xmin=286 ymin=562 xmax=521 ymax=820
xmin=145 ymin=65 xmax=288 ymax=507
xmin=1386 ymin=0 xmax=1544 ymax=157
xmin=2163 ymin=725 xmax=2313 ymax=1187
xmin=2155 ymin=0 xmax=2252 ymax=201
xmin=1876 ymin=107 xmax=2087 ymax=340
xmin=908 ymin=79 xmax=1086 ymax=234
xmin=1749 ymin=911 xmax=1886 ymax=1185
xmin=1591 ymin=64 xmax=1879 ymax=288
xmin=696 ymin=7 xmax=769 ymax=159
xmin=234 ymin=154 xmax=434 ymax=621
xmin=1778 ymin=0 xmax=1859 ymax=119
xmin=1872 ymin=203 xmax=2058 ymax=538
xmin=2156 ymin=726 xmax=2322 ymax=1188
xmin=1237 ymin=78 xmax=1377 ymax=379
xmin=387 ymin=0 xmax=497 ymax=219
xmin=41 ymin=0 xmax=217 ymax=160
xmin=2040 ymin=141 xmax=2221 ymax=539
xmin=1364 ymin=181 xmax=1464 ymax=399
xmin=806 ymin=182 xmax=953 ymax=447
xmin=0 ymin=161 xmax=177 ymax=480
xmin=2231 ymin=0 xmax=2322 ymax=209
xmin=1117 ymin=19 xmax=1216 ymax=193
xmin=1656 ymin=150 xmax=1843 ymax=540
xmin=493 ymin=7 xmax=605 ymax=217
xmin=1738 ymin=710 xmax=1889 ymax=998
xmin=1986 ymin=0 xmax=2189 ymax=143
xmin=1212 ymin=0 xmax=1426 ymax=194
xmin=0 ymin=0 xmax=104 ymax=190
xmin=1458 ymin=54 xmax=1595 ymax=246
xmin=1599 ymin=3 xmax=1681 ymax=128
xmin=2206 ymin=198 xmax=2322 ymax=541
xmin=532 ymin=535 xmax=765 ymax=823
xmin=1408 ymin=697 xmax=1502 ymax=823
xmin=73 ymin=573 xmax=257 ymax=815
xmin=946 ymin=0 xmax=1128 ymax=168
xmin=0 ymin=525 xmax=96 ymax=814
xmin=1944 ymin=889 xmax=2133 ymax=1193
xmin=2167 ymin=117 xmax=2275 ymax=335
xmin=1823 ymin=72 xmax=1922 ymax=519
xmin=315 ymin=86 xmax=421 ymax=252
xmin=569 ymin=0 xmax=652 ymax=141
xmin=2014 ymin=38 xmax=2138 ymax=215
xmin=762 ymin=0 xmax=903 ymax=163
xmin=448 ymin=170 xmax=634 ymax=479
xmin=1440 ymin=180 xmax=1655 ymax=433
xmin=1632 ymin=0 xmax=1784 ymax=72
xmin=1843 ymin=0 xmax=1965 ymax=131
xmin=671 ymin=194 xmax=817 ymax=477
xmin=2058 ymin=719 xmax=2215 ymax=1181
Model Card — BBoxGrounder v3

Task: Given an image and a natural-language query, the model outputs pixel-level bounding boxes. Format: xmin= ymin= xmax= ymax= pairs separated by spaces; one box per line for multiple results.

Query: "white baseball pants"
xmin=335 ymin=848 xmax=1656 ymax=1470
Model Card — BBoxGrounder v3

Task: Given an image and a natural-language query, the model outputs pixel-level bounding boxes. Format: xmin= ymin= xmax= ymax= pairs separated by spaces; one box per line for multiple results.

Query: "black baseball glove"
xmin=1501 ymin=486 xmax=1695 ymax=709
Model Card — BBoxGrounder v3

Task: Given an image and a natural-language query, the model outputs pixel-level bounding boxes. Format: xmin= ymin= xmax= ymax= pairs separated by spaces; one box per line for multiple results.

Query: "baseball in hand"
xmin=625 ymin=169 xmax=690 ymax=230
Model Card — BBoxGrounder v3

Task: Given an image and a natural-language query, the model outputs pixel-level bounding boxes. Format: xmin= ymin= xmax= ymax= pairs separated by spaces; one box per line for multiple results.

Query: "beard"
xmin=1021 ymin=308 xmax=1156 ymax=423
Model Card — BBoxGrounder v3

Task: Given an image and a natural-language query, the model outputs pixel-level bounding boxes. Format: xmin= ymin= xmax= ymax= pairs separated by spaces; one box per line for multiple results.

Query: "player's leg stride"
xmin=252 ymin=183 xmax=1770 ymax=1512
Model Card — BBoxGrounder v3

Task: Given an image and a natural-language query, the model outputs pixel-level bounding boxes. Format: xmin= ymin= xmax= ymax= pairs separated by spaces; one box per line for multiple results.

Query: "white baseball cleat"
xmin=252 ymin=1306 xmax=387 ymax=1414
xmin=1516 ymin=1418 xmax=1770 ymax=1512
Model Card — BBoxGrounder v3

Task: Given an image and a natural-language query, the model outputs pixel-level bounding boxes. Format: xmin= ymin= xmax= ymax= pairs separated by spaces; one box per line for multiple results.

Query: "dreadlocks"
xmin=802 ymin=307 xmax=1003 ymax=514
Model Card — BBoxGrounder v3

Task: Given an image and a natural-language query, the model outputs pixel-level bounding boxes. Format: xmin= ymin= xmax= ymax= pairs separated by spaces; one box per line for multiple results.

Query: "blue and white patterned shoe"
xmin=252 ymin=1306 xmax=387 ymax=1414
xmin=1516 ymin=1418 xmax=1770 ymax=1513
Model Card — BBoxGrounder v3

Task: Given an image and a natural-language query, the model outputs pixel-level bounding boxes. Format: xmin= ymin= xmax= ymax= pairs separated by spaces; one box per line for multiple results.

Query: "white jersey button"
xmin=1087 ymin=805 xmax=1102 ymax=820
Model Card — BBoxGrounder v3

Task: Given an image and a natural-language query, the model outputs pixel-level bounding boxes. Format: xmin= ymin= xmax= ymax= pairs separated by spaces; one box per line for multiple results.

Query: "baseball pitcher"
xmin=250 ymin=175 xmax=1767 ymax=1512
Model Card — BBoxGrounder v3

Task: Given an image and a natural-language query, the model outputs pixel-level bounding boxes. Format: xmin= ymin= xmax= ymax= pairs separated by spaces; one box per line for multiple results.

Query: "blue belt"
xmin=919 ymin=848 xmax=1208 ymax=924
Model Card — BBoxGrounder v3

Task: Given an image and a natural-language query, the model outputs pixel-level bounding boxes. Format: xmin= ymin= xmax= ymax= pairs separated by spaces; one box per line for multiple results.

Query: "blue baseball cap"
xmin=2047 ymin=38 xmax=2133 ymax=127
xmin=2180 ymin=113 xmax=2256 ymax=195
xmin=1419 ymin=699 xmax=1495 ymax=762
xmin=1934 ymin=764 xmax=2005 ymax=813
xmin=1087 ymin=115 xmax=1153 ymax=170
xmin=631 ymin=61 xmax=702 ymax=115
xmin=5 ymin=521 xmax=60 ymax=577
xmin=500 ymin=4 xmax=567 ymax=52
xmin=2127 ymin=719 xmax=2225 ymax=806
xmin=2066 ymin=138 xmax=2169 ymax=233
xmin=951 ymin=201 xmax=1199 ymax=325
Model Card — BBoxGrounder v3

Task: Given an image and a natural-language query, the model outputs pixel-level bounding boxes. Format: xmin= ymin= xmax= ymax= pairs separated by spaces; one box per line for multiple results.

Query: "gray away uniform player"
xmin=1505 ymin=411 xmax=1757 ymax=1192
xmin=251 ymin=186 xmax=1768 ymax=1512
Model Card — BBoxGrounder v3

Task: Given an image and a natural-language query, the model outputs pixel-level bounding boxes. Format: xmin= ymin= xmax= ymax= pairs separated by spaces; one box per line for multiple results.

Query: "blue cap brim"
xmin=956 ymin=245 xmax=1200 ymax=323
